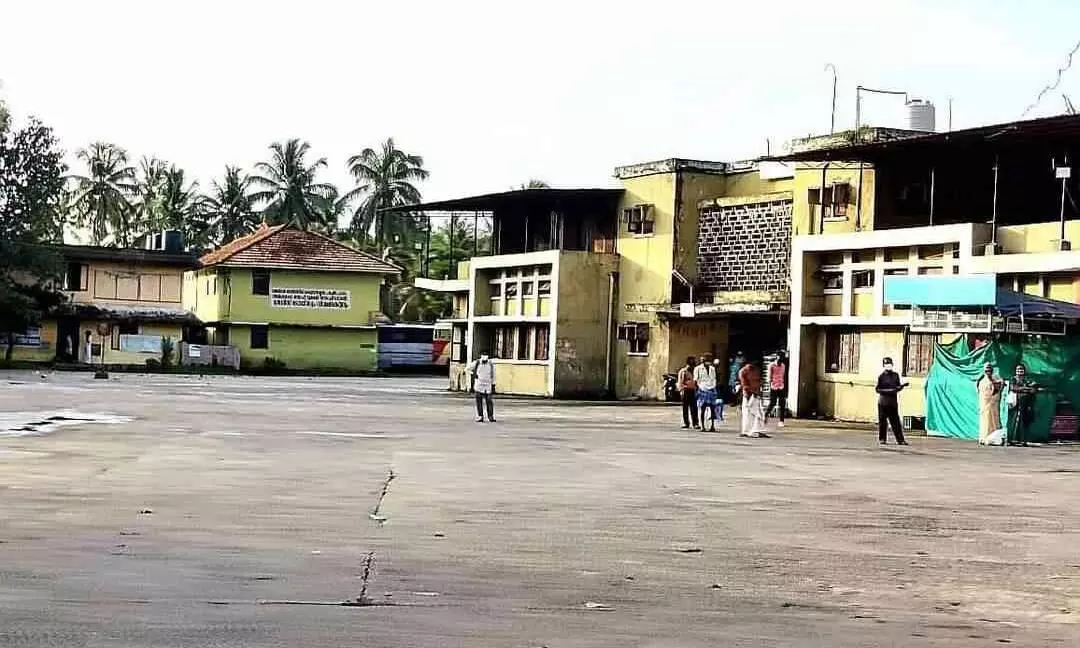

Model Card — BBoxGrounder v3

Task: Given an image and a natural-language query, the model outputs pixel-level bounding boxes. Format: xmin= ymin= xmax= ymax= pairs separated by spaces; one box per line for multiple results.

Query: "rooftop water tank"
xmin=907 ymin=99 xmax=936 ymax=132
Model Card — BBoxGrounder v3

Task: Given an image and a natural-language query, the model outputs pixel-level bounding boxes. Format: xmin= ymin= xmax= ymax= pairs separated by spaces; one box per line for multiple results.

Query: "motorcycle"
xmin=661 ymin=373 xmax=680 ymax=402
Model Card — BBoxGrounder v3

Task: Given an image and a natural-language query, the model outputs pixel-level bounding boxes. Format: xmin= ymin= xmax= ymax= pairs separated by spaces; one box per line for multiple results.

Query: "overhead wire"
xmin=1021 ymin=37 xmax=1080 ymax=118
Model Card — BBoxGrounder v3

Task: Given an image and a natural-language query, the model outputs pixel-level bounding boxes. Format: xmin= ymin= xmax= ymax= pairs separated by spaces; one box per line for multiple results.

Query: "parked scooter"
xmin=661 ymin=373 xmax=680 ymax=402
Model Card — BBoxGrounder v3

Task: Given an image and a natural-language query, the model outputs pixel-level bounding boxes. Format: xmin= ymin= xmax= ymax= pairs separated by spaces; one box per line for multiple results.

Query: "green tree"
xmin=205 ymin=166 xmax=258 ymax=245
xmin=250 ymin=139 xmax=336 ymax=232
xmin=518 ymin=179 xmax=550 ymax=189
xmin=0 ymin=108 xmax=67 ymax=360
xmin=158 ymin=165 xmax=210 ymax=248
xmin=134 ymin=155 xmax=168 ymax=233
xmin=344 ymin=138 xmax=429 ymax=246
xmin=70 ymin=142 xmax=138 ymax=245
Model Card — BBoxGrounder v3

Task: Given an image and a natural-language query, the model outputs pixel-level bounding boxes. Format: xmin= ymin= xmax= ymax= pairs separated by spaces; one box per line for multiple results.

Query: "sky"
xmin=2 ymin=0 xmax=1080 ymax=205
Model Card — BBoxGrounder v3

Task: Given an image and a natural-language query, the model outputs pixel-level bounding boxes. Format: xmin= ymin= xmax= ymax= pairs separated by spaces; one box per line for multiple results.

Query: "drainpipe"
xmin=819 ymin=162 xmax=831 ymax=234
xmin=929 ymin=166 xmax=936 ymax=226
xmin=991 ymin=154 xmax=1000 ymax=248
xmin=855 ymin=162 xmax=864 ymax=231
xmin=604 ymin=271 xmax=619 ymax=398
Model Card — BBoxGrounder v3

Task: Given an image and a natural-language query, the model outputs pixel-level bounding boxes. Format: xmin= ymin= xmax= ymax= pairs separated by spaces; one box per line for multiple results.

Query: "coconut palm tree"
xmin=344 ymin=138 xmax=429 ymax=246
xmin=158 ymin=165 xmax=210 ymax=248
xmin=249 ymin=139 xmax=336 ymax=232
xmin=69 ymin=142 xmax=138 ymax=245
xmin=133 ymin=156 xmax=168 ymax=233
xmin=205 ymin=166 xmax=258 ymax=245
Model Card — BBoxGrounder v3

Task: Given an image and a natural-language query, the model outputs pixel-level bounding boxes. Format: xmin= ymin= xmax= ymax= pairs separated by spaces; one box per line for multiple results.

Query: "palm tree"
xmin=134 ymin=156 xmax=168 ymax=233
xmin=205 ymin=166 xmax=258 ymax=245
xmin=70 ymin=142 xmax=138 ymax=245
xmin=344 ymin=137 xmax=429 ymax=246
xmin=158 ymin=165 xmax=209 ymax=248
xmin=249 ymin=139 xmax=336 ymax=232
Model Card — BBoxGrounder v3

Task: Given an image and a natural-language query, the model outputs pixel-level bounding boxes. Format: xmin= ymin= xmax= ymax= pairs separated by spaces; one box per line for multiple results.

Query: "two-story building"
xmin=6 ymin=243 xmax=198 ymax=365
xmin=408 ymin=189 xmax=623 ymax=397
xmin=183 ymin=224 xmax=400 ymax=372
xmin=776 ymin=113 xmax=1080 ymax=422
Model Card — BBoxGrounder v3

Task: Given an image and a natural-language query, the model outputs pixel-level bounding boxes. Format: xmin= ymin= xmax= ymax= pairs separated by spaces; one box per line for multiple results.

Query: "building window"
xmin=904 ymin=332 xmax=937 ymax=376
xmin=489 ymin=282 xmax=502 ymax=298
xmin=538 ymin=280 xmax=551 ymax=296
xmin=534 ymin=324 xmax=550 ymax=361
xmin=821 ymin=271 xmax=843 ymax=292
xmin=252 ymin=269 xmax=270 ymax=296
xmin=825 ymin=327 xmax=860 ymax=374
xmin=493 ymin=326 xmax=514 ymax=359
xmin=522 ymin=281 xmax=534 ymax=296
xmin=110 ymin=321 xmax=140 ymax=350
xmin=617 ymin=322 xmax=649 ymax=355
xmin=505 ymin=282 xmax=519 ymax=298
xmin=63 ymin=262 xmax=88 ymax=291
xmin=516 ymin=326 xmax=530 ymax=360
xmin=250 ymin=325 xmax=269 ymax=350
xmin=624 ymin=204 xmax=655 ymax=235
xmin=853 ymin=269 xmax=875 ymax=290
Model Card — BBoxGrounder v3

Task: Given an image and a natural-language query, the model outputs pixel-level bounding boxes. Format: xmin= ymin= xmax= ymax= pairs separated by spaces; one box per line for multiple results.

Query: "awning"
xmin=994 ymin=290 xmax=1080 ymax=318
xmin=54 ymin=302 xmax=202 ymax=325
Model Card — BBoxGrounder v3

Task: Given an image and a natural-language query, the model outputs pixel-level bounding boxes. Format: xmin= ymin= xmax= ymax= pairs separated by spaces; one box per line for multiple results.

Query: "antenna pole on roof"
xmin=825 ymin=63 xmax=838 ymax=134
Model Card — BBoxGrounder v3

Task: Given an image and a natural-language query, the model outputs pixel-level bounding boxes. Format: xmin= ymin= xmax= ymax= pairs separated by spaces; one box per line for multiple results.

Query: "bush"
xmin=145 ymin=358 xmax=161 ymax=369
xmin=263 ymin=357 xmax=287 ymax=372
xmin=160 ymin=337 xmax=175 ymax=368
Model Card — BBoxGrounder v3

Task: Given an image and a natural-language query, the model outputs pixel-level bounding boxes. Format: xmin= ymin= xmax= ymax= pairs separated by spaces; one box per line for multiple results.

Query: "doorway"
xmin=56 ymin=318 xmax=80 ymax=363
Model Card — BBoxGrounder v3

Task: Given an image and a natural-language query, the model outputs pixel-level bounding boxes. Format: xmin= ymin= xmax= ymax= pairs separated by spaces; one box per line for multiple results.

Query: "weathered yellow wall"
xmin=183 ymin=268 xmax=224 ymax=322
xmin=493 ymin=362 xmax=548 ymax=396
xmin=231 ymin=325 xmax=377 ymax=371
xmin=853 ymin=292 xmax=875 ymax=316
xmin=617 ymin=173 xmax=676 ymax=307
xmin=676 ymin=172 xmax=729 ymax=283
xmin=6 ymin=320 xmax=58 ymax=362
xmin=812 ymin=327 xmax=927 ymax=422
xmin=996 ymin=220 xmax=1080 ymax=253
xmin=72 ymin=261 xmax=183 ymax=305
xmin=614 ymin=316 xmax=730 ymax=399
xmin=823 ymin=294 xmax=844 ymax=316
xmin=792 ymin=164 xmax=876 ymax=236
xmin=224 ymin=268 xmax=382 ymax=326
xmin=554 ymin=252 xmax=618 ymax=397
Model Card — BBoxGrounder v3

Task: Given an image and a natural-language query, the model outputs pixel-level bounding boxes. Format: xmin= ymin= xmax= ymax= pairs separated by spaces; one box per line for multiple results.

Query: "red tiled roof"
xmin=198 ymin=224 xmax=401 ymax=275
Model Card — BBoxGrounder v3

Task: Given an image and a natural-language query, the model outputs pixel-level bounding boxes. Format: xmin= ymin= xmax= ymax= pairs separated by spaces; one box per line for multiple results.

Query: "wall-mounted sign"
xmin=120 ymin=334 xmax=165 ymax=354
xmin=270 ymin=287 xmax=351 ymax=310
xmin=1 ymin=326 xmax=42 ymax=347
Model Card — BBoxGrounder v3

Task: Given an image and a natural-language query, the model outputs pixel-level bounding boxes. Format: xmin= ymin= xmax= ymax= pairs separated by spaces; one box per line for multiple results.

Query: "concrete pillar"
xmin=788 ymin=246 xmax=805 ymax=414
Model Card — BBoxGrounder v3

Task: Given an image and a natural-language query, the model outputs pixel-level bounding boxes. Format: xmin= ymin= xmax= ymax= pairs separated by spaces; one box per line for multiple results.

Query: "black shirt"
xmin=876 ymin=370 xmax=903 ymax=406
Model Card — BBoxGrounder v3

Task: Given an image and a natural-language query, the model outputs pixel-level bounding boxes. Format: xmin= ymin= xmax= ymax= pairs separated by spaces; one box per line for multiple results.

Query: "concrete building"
xmin=409 ymin=189 xmax=623 ymax=397
xmin=184 ymin=224 xmax=400 ymax=371
xmin=779 ymin=114 xmax=1080 ymax=422
xmin=407 ymin=159 xmax=799 ymax=399
xmin=5 ymin=243 xmax=197 ymax=365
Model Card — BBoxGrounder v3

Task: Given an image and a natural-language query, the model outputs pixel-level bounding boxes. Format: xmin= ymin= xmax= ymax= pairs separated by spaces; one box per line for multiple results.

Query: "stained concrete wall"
xmin=554 ymin=252 xmax=619 ymax=398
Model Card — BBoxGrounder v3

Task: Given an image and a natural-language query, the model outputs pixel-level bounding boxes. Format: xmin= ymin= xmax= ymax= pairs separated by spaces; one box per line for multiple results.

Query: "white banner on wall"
xmin=270 ymin=287 xmax=351 ymax=310
xmin=120 ymin=334 xmax=165 ymax=354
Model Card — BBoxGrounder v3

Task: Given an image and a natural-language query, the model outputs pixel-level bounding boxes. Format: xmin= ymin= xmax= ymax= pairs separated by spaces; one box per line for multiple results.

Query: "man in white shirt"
xmin=469 ymin=352 xmax=497 ymax=423
xmin=693 ymin=353 xmax=720 ymax=431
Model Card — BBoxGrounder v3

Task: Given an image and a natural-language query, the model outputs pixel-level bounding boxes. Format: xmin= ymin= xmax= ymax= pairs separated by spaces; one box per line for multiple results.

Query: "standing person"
xmin=728 ymin=350 xmax=744 ymax=405
xmin=976 ymin=362 xmax=1004 ymax=445
xmin=737 ymin=359 xmax=768 ymax=438
xmin=765 ymin=353 xmax=788 ymax=428
xmin=712 ymin=356 xmax=726 ymax=421
xmin=693 ymin=353 xmax=719 ymax=432
xmin=471 ymin=352 xmax=497 ymax=423
xmin=677 ymin=356 xmax=699 ymax=430
xmin=1007 ymin=363 xmax=1037 ymax=447
xmin=875 ymin=357 xmax=909 ymax=445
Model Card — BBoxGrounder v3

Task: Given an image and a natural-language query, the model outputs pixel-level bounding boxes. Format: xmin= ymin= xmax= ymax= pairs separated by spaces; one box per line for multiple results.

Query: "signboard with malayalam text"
xmin=270 ymin=286 xmax=351 ymax=310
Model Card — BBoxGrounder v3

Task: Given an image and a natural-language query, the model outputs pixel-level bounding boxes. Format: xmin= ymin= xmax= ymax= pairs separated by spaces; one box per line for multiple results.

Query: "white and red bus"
xmin=377 ymin=323 xmax=452 ymax=371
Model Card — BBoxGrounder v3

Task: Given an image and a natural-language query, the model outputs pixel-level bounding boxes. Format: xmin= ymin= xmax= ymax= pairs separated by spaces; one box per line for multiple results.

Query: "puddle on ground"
xmin=0 ymin=410 xmax=133 ymax=437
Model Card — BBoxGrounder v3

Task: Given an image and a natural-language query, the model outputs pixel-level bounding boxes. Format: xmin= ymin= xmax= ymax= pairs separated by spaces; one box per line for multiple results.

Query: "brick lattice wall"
xmin=697 ymin=199 xmax=793 ymax=292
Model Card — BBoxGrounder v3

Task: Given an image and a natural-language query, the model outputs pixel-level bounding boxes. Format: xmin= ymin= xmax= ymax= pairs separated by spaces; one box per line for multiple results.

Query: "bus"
xmin=377 ymin=323 xmax=451 ymax=372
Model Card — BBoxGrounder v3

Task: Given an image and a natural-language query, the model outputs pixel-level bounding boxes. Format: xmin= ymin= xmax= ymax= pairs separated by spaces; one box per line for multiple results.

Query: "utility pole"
xmin=825 ymin=64 xmax=838 ymax=134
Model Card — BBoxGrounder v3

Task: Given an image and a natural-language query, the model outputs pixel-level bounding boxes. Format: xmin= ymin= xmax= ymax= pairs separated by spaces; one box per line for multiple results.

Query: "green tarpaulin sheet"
xmin=925 ymin=336 xmax=1080 ymax=442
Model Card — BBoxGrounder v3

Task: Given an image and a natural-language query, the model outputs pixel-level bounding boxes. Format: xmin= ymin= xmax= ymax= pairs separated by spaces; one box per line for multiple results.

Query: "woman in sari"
xmin=976 ymin=362 xmax=1004 ymax=444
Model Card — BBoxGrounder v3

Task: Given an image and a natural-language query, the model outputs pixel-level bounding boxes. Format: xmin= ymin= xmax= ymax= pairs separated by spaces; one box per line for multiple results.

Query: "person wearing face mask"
xmin=875 ymin=357 xmax=909 ymax=445
xmin=1007 ymin=363 xmax=1037 ymax=447
xmin=471 ymin=352 xmax=497 ymax=423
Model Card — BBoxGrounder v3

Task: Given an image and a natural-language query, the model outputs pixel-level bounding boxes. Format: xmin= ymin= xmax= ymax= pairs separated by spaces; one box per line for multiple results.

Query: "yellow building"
xmin=613 ymin=159 xmax=795 ymax=399
xmin=184 ymin=224 xmax=400 ymax=372
xmin=6 ymin=244 xmax=197 ymax=366
xmin=781 ymin=114 xmax=1080 ymax=422
xmin=408 ymin=160 xmax=799 ymax=400
xmin=410 ymin=189 xmax=622 ymax=397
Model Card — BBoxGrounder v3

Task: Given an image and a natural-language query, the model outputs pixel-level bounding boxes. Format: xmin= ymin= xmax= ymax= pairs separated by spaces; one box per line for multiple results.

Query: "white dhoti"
xmin=740 ymin=393 xmax=768 ymax=437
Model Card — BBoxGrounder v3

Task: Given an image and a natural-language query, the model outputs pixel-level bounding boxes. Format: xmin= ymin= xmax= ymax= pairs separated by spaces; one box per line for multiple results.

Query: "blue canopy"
xmin=994 ymin=290 xmax=1080 ymax=318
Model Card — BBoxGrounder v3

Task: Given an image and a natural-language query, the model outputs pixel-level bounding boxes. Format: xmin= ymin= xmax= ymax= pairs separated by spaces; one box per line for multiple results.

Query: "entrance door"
xmin=56 ymin=318 xmax=80 ymax=363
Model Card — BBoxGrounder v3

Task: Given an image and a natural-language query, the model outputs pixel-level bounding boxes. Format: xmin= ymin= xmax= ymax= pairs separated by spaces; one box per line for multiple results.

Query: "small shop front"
xmin=885 ymin=275 xmax=1080 ymax=443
